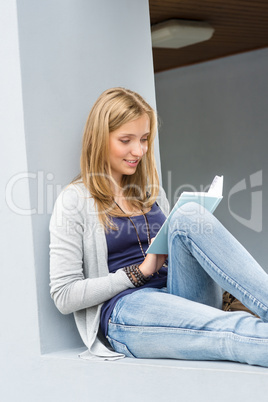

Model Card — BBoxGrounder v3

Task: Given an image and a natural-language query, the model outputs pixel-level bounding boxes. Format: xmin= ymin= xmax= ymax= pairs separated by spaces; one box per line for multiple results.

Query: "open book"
xmin=146 ymin=175 xmax=223 ymax=255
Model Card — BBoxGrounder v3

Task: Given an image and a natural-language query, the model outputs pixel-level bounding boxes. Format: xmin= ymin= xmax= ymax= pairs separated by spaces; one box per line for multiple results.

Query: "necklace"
xmin=113 ymin=200 xmax=151 ymax=259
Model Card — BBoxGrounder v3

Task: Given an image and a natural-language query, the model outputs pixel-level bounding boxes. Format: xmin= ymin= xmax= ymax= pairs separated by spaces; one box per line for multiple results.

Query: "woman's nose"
xmin=131 ymin=141 xmax=144 ymax=157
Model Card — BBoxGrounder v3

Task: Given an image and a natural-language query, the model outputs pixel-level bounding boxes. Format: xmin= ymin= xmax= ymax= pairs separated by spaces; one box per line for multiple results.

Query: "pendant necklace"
xmin=113 ymin=200 xmax=150 ymax=260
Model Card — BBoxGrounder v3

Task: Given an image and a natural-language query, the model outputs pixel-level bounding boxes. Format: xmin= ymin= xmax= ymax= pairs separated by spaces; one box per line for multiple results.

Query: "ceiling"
xmin=149 ymin=0 xmax=268 ymax=73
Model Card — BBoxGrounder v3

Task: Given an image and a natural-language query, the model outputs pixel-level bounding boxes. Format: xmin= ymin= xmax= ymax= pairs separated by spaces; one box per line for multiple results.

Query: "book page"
xmin=207 ymin=175 xmax=223 ymax=196
xmin=146 ymin=174 xmax=224 ymax=254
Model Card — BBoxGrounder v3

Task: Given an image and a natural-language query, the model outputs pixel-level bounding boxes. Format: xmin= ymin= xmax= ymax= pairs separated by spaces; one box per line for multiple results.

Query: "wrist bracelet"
xmin=123 ymin=264 xmax=149 ymax=287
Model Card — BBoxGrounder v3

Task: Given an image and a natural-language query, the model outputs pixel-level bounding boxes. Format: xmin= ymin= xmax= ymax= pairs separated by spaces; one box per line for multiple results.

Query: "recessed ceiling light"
xmin=151 ymin=19 xmax=215 ymax=49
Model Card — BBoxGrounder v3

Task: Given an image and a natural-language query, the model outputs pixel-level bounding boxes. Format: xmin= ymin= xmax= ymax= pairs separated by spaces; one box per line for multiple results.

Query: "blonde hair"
xmin=75 ymin=87 xmax=159 ymax=229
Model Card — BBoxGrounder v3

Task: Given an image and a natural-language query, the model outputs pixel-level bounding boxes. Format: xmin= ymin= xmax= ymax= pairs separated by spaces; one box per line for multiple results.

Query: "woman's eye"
xmin=120 ymin=140 xmax=130 ymax=144
xmin=141 ymin=138 xmax=148 ymax=143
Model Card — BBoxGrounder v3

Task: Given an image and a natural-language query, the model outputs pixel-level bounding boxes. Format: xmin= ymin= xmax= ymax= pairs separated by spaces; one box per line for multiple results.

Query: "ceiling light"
xmin=151 ymin=19 xmax=215 ymax=49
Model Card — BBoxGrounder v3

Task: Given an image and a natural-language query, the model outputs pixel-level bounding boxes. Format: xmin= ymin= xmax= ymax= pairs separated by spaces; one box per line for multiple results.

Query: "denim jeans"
xmin=107 ymin=202 xmax=268 ymax=367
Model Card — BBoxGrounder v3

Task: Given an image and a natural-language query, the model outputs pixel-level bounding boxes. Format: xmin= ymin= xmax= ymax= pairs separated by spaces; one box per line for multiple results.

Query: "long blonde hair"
xmin=75 ymin=87 xmax=159 ymax=229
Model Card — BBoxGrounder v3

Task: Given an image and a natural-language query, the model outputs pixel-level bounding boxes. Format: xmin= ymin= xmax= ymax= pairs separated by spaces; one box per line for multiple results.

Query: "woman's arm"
xmin=139 ymin=243 xmax=167 ymax=277
xmin=49 ymin=186 xmax=134 ymax=315
xmin=138 ymin=186 xmax=170 ymax=277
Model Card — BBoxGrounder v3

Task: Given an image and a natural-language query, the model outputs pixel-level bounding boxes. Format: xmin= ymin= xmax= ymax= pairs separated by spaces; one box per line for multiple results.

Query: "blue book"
xmin=146 ymin=176 xmax=223 ymax=255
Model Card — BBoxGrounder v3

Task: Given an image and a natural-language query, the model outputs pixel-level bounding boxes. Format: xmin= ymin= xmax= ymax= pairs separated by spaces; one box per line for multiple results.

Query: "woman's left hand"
xmin=139 ymin=237 xmax=167 ymax=277
xmin=151 ymin=237 xmax=168 ymax=271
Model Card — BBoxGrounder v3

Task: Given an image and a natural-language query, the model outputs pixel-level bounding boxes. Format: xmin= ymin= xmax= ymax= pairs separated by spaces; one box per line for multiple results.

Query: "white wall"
xmin=1 ymin=0 xmax=41 ymax=395
xmin=1 ymin=0 xmax=162 ymax=400
xmin=155 ymin=48 xmax=268 ymax=270
xmin=15 ymin=0 xmax=160 ymax=355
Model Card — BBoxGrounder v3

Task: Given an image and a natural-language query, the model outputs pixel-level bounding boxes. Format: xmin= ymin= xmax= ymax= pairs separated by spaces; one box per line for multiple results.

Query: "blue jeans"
xmin=107 ymin=203 xmax=268 ymax=367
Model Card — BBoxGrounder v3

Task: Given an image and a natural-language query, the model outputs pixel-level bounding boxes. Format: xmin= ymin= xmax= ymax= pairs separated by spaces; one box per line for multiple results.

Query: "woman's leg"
xmin=108 ymin=202 xmax=268 ymax=366
xmin=167 ymin=202 xmax=268 ymax=321
xmin=107 ymin=287 xmax=268 ymax=367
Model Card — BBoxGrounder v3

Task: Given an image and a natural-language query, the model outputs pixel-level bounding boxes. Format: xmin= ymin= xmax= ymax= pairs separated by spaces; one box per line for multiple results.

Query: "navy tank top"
xmin=100 ymin=202 xmax=168 ymax=337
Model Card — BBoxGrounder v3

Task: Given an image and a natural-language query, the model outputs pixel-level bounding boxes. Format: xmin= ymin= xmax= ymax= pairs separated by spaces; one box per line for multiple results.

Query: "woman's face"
xmin=108 ymin=114 xmax=150 ymax=185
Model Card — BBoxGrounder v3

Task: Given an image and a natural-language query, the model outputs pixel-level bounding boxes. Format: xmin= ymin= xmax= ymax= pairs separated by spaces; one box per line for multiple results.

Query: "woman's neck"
xmin=111 ymin=178 xmax=150 ymax=215
xmin=111 ymin=181 xmax=124 ymax=199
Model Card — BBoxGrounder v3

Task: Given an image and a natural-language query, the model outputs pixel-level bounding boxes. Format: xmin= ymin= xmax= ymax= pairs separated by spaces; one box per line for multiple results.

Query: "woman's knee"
xmin=168 ymin=202 xmax=213 ymax=237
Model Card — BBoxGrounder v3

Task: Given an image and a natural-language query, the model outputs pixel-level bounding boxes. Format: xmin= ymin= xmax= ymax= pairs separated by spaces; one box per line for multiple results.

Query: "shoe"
xmin=222 ymin=291 xmax=259 ymax=317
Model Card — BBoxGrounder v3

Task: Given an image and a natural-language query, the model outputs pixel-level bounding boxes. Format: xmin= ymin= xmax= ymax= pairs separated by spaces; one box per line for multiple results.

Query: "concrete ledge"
xmin=41 ymin=347 xmax=268 ymax=402
xmin=43 ymin=346 xmax=268 ymax=373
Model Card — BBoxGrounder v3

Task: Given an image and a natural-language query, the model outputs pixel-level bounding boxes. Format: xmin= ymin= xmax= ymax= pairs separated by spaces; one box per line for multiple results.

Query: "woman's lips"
xmin=124 ymin=159 xmax=139 ymax=167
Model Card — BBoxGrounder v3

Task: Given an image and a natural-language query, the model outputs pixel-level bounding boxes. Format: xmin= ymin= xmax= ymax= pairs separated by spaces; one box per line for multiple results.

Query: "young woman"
xmin=50 ymin=87 xmax=268 ymax=366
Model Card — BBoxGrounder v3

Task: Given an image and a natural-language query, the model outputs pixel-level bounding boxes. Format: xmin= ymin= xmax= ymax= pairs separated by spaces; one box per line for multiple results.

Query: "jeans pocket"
xmin=107 ymin=335 xmax=136 ymax=358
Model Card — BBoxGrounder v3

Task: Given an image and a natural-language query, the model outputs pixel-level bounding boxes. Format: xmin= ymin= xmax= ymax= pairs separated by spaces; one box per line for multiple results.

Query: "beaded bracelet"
xmin=123 ymin=264 xmax=150 ymax=287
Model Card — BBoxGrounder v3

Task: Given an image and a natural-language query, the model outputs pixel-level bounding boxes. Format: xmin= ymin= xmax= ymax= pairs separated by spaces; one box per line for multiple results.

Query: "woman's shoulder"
xmin=53 ymin=180 xmax=95 ymax=216
xmin=66 ymin=180 xmax=91 ymax=197
xmin=156 ymin=186 xmax=170 ymax=216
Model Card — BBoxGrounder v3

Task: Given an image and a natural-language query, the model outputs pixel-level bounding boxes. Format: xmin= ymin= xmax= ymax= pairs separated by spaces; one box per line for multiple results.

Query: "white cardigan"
xmin=49 ymin=181 xmax=170 ymax=360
